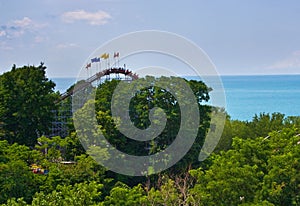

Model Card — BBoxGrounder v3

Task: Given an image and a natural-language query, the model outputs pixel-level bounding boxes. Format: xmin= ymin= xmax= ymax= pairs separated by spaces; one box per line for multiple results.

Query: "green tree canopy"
xmin=92 ymin=77 xmax=212 ymax=177
xmin=0 ymin=64 xmax=58 ymax=146
xmin=188 ymin=127 xmax=300 ymax=206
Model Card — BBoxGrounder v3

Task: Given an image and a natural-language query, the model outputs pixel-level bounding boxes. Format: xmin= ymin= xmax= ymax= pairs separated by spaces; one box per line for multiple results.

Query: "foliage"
xmin=188 ymin=127 xmax=300 ymax=205
xmin=31 ymin=181 xmax=103 ymax=206
xmin=94 ymin=77 xmax=212 ymax=178
xmin=1 ymin=65 xmax=300 ymax=205
xmin=0 ymin=64 xmax=58 ymax=146
xmin=1 ymin=113 xmax=299 ymax=205
xmin=147 ymin=178 xmax=181 ymax=206
xmin=102 ymin=183 xmax=147 ymax=206
xmin=0 ymin=141 xmax=41 ymax=203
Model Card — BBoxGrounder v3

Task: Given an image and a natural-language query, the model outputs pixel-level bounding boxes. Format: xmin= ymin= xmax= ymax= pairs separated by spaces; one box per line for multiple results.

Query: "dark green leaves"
xmin=0 ymin=64 xmax=58 ymax=146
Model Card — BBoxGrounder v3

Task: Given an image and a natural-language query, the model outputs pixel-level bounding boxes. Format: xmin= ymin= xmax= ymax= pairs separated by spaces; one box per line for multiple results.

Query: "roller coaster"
xmin=49 ymin=66 xmax=138 ymax=137
xmin=59 ymin=67 xmax=138 ymax=102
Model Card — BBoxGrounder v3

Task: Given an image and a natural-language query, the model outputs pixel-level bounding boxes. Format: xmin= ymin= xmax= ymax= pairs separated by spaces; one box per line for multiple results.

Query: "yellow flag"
xmin=101 ymin=53 xmax=109 ymax=59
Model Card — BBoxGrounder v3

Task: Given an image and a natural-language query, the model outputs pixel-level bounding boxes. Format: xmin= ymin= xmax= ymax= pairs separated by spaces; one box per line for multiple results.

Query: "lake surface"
xmin=220 ymin=75 xmax=300 ymax=121
xmin=52 ymin=75 xmax=300 ymax=121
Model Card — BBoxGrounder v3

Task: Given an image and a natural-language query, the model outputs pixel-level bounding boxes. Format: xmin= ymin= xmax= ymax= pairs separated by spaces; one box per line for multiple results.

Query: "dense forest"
xmin=0 ymin=64 xmax=300 ymax=205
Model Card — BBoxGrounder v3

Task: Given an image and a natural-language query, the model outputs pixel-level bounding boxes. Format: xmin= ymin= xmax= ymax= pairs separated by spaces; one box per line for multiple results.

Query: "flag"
xmin=91 ymin=57 xmax=100 ymax=63
xmin=114 ymin=52 xmax=119 ymax=58
xmin=101 ymin=53 xmax=109 ymax=59
xmin=85 ymin=63 xmax=91 ymax=69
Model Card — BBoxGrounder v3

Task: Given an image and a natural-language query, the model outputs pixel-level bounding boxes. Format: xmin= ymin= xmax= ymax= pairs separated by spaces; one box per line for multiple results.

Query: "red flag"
xmin=114 ymin=52 xmax=119 ymax=58
xmin=85 ymin=63 xmax=91 ymax=69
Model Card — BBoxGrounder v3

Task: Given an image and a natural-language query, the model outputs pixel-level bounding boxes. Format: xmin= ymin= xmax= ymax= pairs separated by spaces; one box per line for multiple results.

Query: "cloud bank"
xmin=62 ymin=10 xmax=111 ymax=25
xmin=0 ymin=17 xmax=46 ymax=39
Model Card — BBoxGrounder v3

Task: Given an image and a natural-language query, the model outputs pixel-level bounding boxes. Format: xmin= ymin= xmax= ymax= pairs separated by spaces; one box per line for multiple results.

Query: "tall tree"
xmin=92 ymin=77 xmax=211 ymax=177
xmin=0 ymin=63 xmax=58 ymax=146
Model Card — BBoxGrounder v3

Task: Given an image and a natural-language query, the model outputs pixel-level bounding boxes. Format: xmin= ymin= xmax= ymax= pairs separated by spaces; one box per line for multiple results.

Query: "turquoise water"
xmin=52 ymin=75 xmax=300 ymax=121
xmin=221 ymin=75 xmax=300 ymax=121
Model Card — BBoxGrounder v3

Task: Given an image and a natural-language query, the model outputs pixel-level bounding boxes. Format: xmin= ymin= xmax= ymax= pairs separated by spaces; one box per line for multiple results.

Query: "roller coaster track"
xmin=50 ymin=67 xmax=138 ymax=137
xmin=58 ymin=67 xmax=138 ymax=102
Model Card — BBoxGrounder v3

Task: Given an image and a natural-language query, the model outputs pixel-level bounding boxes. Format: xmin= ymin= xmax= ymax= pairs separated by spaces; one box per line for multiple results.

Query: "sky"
xmin=1 ymin=0 xmax=300 ymax=77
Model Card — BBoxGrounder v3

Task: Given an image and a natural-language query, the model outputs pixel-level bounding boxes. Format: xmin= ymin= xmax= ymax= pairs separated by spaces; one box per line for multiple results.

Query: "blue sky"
xmin=1 ymin=0 xmax=300 ymax=77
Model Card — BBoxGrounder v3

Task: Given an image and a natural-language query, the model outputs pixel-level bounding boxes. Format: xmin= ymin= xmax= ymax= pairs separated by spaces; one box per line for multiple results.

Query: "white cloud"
xmin=0 ymin=17 xmax=46 ymax=39
xmin=13 ymin=17 xmax=33 ymax=28
xmin=13 ymin=17 xmax=46 ymax=30
xmin=62 ymin=10 xmax=111 ymax=25
xmin=268 ymin=51 xmax=300 ymax=69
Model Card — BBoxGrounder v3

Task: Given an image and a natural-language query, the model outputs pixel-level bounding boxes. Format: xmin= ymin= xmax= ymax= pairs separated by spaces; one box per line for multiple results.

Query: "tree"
xmin=102 ymin=182 xmax=147 ymax=206
xmin=0 ymin=140 xmax=42 ymax=204
xmin=259 ymin=128 xmax=300 ymax=205
xmin=188 ymin=126 xmax=300 ymax=206
xmin=93 ymin=77 xmax=211 ymax=177
xmin=250 ymin=113 xmax=285 ymax=138
xmin=0 ymin=64 xmax=58 ymax=146
xmin=31 ymin=181 xmax=103 ymax=206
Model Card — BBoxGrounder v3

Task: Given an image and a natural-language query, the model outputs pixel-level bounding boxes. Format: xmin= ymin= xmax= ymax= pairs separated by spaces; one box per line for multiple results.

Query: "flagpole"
xmin=113 ymin=52 xmax=116 ymax=67
xmin=99 ymin=59 xmax=102 ymax=72
xmin=96 ymin=61 xmax=98 ymax=75
xmin=86 ymin=63 xmax=91 ymax=78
